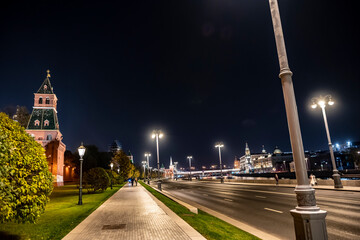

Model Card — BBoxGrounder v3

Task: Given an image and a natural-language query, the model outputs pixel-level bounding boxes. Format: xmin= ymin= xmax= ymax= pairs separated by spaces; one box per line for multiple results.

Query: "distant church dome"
xmin=273 ymin=146 xmax=282 ymax=154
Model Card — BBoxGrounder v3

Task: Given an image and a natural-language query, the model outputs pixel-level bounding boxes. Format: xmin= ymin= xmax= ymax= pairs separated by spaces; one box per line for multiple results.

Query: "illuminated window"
xmin=34 ymin=120 xmax=40 ymax=126
xmin=44 ymin=85 xmax=48 ymax=90
xmin=39 ymin=97 xmax=43 ymax=104
xmin=45 ymin=97 xmax=50 ymax=104
xmin=44 ymin=120 xmax=49 ymax=126
xmin=47 ymin=134 xmax=52 ymax=140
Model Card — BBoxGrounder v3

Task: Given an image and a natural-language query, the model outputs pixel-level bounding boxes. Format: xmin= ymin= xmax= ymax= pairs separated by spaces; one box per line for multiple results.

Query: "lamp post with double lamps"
xmin=77 ymin=143 xmax=86 ymax=205
xmin=187 ymin=156 xmax=193 ymax=181
xmin=151 ymin=130 xmax=163 ymax=180
xmin=145 ymin=152 xmax=151 ymax=184
xmin=215 ymin=143 xmax=224 ymax=183
xmin=142 ymin=160 xmax=147 ymax=181
xmin=311 ymin=95 xmax=343 ymax=189
xmin=110 ymin=162 xmax=114 ymax=189
xmin=174 ymin=161 xmax=178 ymax=180
xmin=268 ymin=0 xmax=327 ymax=238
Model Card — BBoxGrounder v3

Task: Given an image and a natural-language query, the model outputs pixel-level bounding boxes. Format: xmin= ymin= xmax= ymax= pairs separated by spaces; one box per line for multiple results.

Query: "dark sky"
xmin=1 ymin=0 xmax=359 ymax=169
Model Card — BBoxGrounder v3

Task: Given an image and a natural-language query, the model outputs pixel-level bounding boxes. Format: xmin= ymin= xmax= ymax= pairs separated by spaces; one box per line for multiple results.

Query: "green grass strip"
xmin=140 ymin=181 xmax=260 ymax=240
xmin=0 ymin=183 xmax=124 ymax=240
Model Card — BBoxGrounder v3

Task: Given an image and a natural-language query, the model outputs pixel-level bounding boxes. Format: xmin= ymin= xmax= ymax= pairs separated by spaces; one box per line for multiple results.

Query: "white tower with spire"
xmin=245 ymin=142 xmax=253 ymax=173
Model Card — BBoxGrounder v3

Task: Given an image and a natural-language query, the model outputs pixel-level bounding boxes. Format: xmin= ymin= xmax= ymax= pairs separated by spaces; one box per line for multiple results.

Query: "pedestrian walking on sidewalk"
xmin=275 ymin=173 xmax=279 ymax=185
xmin=131 ymin=178 xmax=134 ymax=186
xmin=135 ymin=177 xmax=138 ymax=186
xmin=310 ymin=174 xmax=317 ymax=186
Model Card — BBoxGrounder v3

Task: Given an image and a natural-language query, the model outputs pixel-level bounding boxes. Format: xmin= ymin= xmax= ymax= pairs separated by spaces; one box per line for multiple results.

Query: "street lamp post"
xmin=311 ymin=95 xmax=343 ymax=188
xmin=152 ymin=130 xmax=163 ymax=180
xmin=110 ymin=162 xmax=113 ymax=189
xmin=174 ymin=161 xmax=178 ymax=180
xmin=77 ymin=143 xmax=86 ymax=205
xmin=269 ymin=0 xmax=327 ymax=238
xmin=145 ymin=152 xmax=151 ymax=184
xmin=142 ymin=160 xmax=147 ymax=181
xmin=215 ymin=143 xmax=224 ymax=183
xmin=187 ymin=156 xmax=193 ymax=181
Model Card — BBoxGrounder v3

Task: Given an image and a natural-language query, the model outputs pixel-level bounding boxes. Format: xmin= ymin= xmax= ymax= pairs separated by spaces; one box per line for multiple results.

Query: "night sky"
xmin=1 ymin=1 xmax=359 ymax=169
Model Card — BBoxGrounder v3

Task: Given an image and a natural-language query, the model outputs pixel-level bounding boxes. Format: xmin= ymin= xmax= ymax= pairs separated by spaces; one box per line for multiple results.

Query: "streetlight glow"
xmin=78 ymin=143 xmax=86 ymax=158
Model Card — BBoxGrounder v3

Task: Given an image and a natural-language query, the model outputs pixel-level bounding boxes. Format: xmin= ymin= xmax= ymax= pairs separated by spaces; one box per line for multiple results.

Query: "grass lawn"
xmin=140 ymin=181 xmax=259 ymax=240
xmin=0 ymin=183 xmax=124 ymax=240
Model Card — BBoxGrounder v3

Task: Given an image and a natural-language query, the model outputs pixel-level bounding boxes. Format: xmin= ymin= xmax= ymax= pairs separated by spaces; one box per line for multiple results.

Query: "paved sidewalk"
xmin=63 ymin=183 xmax=205 ymax=240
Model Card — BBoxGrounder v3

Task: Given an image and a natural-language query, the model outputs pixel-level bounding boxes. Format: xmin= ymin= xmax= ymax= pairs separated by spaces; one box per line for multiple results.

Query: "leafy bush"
xmin=83 ymin=167 xmax=110 ymax=192
xmin=105 ymin=169 xmax=123 ymax=184
xmin=0 ymin=113 xmax=53 ymax=223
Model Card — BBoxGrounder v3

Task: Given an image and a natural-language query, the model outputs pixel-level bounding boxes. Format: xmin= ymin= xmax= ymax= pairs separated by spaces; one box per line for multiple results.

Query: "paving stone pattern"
xmin=63 ymin=183 xmax=192 ymax=240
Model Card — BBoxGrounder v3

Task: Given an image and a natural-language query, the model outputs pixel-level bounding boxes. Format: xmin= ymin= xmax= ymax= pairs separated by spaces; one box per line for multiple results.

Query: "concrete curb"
xmin=146 ymin=183 xmax=198 ymax=214
xmin=141 ymin=184 xmax=206 ymax=240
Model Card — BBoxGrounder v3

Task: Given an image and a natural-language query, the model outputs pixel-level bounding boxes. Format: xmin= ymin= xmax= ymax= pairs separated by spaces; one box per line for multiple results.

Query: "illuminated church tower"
xmin=26 ymin=70 xmax=66 ymax=186
xmin=245 ymin=142 xmax=253 ymax=173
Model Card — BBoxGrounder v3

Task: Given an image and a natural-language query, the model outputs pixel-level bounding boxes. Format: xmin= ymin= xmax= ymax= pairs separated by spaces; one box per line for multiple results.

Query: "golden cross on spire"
xmin=46 ymin=69 xmax=51 ymax=78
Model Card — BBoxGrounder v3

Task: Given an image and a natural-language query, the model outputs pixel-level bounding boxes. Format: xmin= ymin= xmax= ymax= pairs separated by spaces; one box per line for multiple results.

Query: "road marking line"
xmin=203 ymin=194 xmax=208 ymax=196
xmin=224 ymin=198 xmax=233 ymax=202
xmin=264 ymin=208 xmax=283 ymax=214
xmin=255 ymin=195 xmax=266 ymax=199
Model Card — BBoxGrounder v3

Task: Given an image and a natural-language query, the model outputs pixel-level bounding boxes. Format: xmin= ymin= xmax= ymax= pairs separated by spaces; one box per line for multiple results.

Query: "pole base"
xmin=220 ymin=178 xmax=224 ymax=183
xmin=290 ymin=209 xmax=328 ymax=240
xmin=332 ymin=173 xmax=343 ymax=189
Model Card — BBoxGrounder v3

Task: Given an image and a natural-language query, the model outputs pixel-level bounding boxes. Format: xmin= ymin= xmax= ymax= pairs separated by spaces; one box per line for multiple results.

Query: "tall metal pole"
xmin=218 ymin=147 xmax=223 ymax=183
xmin=78 ymin=156 xmax=83 ymax=205
xmin=269 ymin=0 xmax=327 ymax=239
xmin=146 ymin=154 xmax=150 ymax=184
xmin=188 ymin=157 xmax=192 ymax=181
xmin=156 ymin=134 xmax=160 ymax=179
xmin=320 ymin=106 xmax=343 ymax=188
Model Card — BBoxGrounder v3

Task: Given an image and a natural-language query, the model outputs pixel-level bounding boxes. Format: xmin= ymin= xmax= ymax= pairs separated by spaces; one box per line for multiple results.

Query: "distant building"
xmin=238 ymin=143 xmax=300 ymax=173
xmin=128 ymin=150 xmax=134 ymax=164
xmin=26 ymin=70 xmax=66 ymax=186
xmin=109 ymin=140 xmax=122 ymax=154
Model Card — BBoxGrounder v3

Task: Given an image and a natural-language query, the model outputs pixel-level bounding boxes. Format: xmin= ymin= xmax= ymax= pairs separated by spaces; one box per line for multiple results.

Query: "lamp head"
xmin=318 ymin=100 xmax=326 ymax=108
xmin=215 ymin=142 xmax=224 ymax=148
xmin=78 ymin=142 xmax=86 ymax=158
xmin=110 ymin=163 xmax=114 ymax=169
xmin=311 ymin=102 xmax=317 ymax=109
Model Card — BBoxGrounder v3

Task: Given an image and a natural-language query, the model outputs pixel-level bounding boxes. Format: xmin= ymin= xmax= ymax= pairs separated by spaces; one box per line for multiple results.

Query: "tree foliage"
xmin=83 ymin=167 xmax=110 ymax=193
xmin=0 ymin=113 xmax=53 ymax=223
xmin=112 ymin=150 xmax=133 ymax=179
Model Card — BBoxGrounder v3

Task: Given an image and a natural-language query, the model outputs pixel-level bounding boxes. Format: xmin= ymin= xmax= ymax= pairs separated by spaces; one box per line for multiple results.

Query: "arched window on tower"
xmin=34 ymin=119 xmax=40 ymax=126
xmin=44 ymin=119 xmax=49 ymax=127
xmin=39 ymin=97 xmax=43 ymax=104
xmin=45 ymin=97 xmax=50 ymax=104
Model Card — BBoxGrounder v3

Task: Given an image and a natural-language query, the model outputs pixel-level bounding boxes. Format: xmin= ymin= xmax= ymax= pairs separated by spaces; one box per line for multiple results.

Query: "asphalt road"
xmin=157 ymin=180 xmax=360 ymax=240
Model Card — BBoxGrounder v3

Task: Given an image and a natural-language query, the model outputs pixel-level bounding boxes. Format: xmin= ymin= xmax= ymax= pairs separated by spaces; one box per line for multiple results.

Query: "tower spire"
xmin=245 ymin=142 xmax=250 ymax=156
xmin=262 ymin=145 xmax=267 ymax=153
xmin=46 ymin=69 xmax=51 ymax=78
